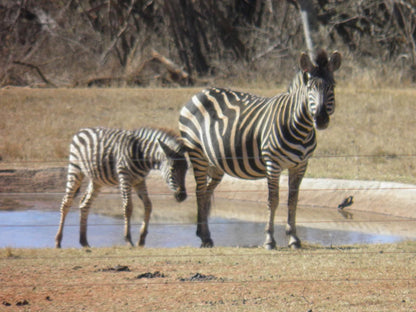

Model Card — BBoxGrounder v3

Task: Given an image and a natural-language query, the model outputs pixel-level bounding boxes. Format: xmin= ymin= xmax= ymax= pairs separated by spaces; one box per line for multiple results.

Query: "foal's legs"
xmin=79 ymin=181 xmax=101 ymax=247
xmin=134 ymin=181 xmax=152 ymax=247
xmin=118 ymin=173 xmax=134 ymax=246
xmin=55 ymin=170 xmax=84 ymax=248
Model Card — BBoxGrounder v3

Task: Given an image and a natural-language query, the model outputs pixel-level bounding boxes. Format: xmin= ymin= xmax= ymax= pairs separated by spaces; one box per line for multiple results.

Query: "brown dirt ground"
xmin=1 ymin=244 xmax=416 ymax=311
xmin=1 ymin=168 xmax=416 ymax=311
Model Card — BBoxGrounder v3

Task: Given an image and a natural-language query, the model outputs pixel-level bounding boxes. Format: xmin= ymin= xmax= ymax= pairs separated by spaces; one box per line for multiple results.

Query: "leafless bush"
xmin=0 ymin=0 xmax=415 ymax=87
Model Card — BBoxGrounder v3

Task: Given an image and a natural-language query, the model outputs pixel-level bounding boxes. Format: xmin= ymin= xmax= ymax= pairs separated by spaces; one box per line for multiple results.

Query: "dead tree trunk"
xmin=290 ymin=0 xmax=318 ymax=59
xmin=164 ymin=0 xmax=209 ymax=77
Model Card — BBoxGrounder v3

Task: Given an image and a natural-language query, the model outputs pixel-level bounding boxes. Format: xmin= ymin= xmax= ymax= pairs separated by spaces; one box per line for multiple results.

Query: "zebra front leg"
xmin=119 ymin=177 xmax=134 ymax=247
xmin=286 ymin=165 xmax=307 ymax=249
xmin=79 ymin=182 xmax=100 ymax=248
xmin=55 ymin=175 xmax=82 ymax=248
xmin=135 ymin=182 xmax=152 ymax=247
xmin=264 ymin=173 xmax=280 ymax=250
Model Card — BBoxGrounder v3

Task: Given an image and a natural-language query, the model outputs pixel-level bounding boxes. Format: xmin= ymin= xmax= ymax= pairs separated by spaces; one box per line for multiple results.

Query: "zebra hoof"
xmin=288 ymin=237 xmax=301 ymax=249
xmin=264 ymin=241 xmax=276 ymax=250
xmin=200 ymin=239 xmax=214 ymax=248
xmin=80 ymin=240 xmax=90 ymax=248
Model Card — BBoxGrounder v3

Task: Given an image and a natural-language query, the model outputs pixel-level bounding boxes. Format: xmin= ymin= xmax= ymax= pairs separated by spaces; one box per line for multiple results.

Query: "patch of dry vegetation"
xmin=1 ymin=84 xmax=415 ymax=183
xmin=1 ymin=242 xmax=416 ymax=311
xmin=310 ymin=87 xmax=416 ymax=183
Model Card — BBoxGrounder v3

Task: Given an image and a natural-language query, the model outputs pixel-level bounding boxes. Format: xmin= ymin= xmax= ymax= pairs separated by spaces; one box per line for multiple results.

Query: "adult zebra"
xmin=55 ymin=127 xmax=188 ymax=248
xmin=179 ymin=50 xmax=341 ymax=249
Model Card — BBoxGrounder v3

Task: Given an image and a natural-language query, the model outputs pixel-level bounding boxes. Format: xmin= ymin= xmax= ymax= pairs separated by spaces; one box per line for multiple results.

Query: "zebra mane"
xmin=287 ymin=49 xmax=335 ymax=92
xmin=156 ymin=127 xmax=180 ymax=139
xmin=132 ymin=127 xmax=179 ymax=139
xmin=134 ymin=127 xmax=184 ymax=154
xmin=287 ymin=72 xmax=304 ymax=92
xmin=310 ymin=49 xmax=335 ymax=84
xmin=314 ymin=49 xmax=329 ymax=68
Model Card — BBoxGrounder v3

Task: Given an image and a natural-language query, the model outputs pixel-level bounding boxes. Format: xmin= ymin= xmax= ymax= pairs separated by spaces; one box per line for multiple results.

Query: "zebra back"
xmin=69 ymin=127 xmax=186 ymax=187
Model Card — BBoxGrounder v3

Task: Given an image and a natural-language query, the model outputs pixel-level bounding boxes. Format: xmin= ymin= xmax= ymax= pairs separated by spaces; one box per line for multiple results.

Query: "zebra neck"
xmin=133 ymin=140 xmax=163 ymax=170
xmin=148 ymin=145 xmax=165 ymax=170
xmin=289 ymin=90 xmax=315 ymax=139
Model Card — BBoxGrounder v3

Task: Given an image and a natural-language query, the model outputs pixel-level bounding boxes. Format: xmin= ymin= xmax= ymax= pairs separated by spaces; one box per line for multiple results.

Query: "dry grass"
xmin=1 ymin=80 xmax=416 ymax=311
xmin=1 ymin=242 xmax=416 ymax=311
xmin=1 ymin=85 xmax=415 ymax=183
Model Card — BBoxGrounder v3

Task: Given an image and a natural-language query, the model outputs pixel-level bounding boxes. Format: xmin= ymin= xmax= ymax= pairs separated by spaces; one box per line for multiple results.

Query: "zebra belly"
xmin=202 ymin=142 xmax=311 ymax=179
xmin=201 ymin=131 xmax=267 ymax=180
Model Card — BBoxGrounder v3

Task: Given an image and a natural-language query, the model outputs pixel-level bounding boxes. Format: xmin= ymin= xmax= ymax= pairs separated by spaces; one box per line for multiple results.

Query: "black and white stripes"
xmin=55 ymin=127 xmax=187 ymax=248
xmin=179 ymin=50 xmax=341 ymax=249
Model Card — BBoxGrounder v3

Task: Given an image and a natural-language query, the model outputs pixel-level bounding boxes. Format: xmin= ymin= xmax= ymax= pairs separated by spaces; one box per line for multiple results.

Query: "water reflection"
xmin=0 ymin=210 xmax=405 ymax=249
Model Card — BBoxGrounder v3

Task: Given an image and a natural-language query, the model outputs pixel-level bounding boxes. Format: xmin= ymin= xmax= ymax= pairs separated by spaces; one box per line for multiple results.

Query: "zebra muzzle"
xmin=175 ymin=189 xmax=187 ymax=202
xmin=314 ymin=110 xmax=329 ymax=130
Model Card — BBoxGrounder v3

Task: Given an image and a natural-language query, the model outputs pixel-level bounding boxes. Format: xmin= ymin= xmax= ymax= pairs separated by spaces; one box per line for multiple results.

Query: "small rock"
xmin=136 ymin=271 xmax=165 ymax=279
xmin=179 ymin=272 xmax=221 ymax=282
xmin=16 ymin=300 xmax=29 ymax=306
xmin=113 ymin=265 xmax=130 ymax=272
xmin=98 ymin=265 xmax=130 ymax=272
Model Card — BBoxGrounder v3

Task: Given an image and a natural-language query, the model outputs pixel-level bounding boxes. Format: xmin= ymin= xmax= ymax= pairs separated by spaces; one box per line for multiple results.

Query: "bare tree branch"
xmin=99 ymin=0 xmax=136 ymax=65
xmin=151 ymin=50 xmax=190 ymax=81
xmin=12 ymin=61 xmax=56 ymax=87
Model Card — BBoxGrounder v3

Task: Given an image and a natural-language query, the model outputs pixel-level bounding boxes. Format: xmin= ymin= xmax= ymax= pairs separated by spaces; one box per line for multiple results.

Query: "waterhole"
xmin=0 ymin=193 xmax=414 ymax=248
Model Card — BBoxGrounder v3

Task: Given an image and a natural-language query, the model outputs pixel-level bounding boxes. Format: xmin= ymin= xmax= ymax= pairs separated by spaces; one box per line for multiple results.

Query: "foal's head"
xmin=158 ymin=139 xmax=188 ymax=202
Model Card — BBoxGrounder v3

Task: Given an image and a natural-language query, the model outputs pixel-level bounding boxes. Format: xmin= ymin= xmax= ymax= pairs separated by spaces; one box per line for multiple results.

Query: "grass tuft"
xmin=4 ymin=247 xmax=15 ymax=258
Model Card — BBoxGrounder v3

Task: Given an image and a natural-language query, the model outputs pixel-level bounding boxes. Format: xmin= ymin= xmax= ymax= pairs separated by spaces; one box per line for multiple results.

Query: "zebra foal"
xmin=179 ymin=50 xmax=341 ymax=249
xmin=55 ymin=127 xmax=188 ymax=248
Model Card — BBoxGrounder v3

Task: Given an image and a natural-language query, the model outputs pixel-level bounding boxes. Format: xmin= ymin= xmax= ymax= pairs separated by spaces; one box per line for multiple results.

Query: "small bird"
xmin=337 ymin=196 xmax=354 ymax=219
xmin=338 ymin=196 xmax=354 ymax=210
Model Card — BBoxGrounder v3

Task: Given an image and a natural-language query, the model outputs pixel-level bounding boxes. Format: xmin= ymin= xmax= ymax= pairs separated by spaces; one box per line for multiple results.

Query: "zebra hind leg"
xmin=55 ymin=172 xmax=83 ymax=248
xmin=195 ymin=167 xmax=224 ymax=248
xmin=193 ymin=167 xmax=213 ymax=248
xmin=79 ymin=181 xmax=100 ymax=248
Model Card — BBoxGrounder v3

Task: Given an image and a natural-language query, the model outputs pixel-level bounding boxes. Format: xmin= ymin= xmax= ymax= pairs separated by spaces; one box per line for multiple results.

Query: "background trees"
xmin=1 ymin=0 xmax=415 ymax=87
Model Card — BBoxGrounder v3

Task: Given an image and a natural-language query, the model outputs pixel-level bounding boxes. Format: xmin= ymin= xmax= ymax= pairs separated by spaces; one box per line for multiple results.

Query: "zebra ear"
xmin=329 ymin=51 xmax=342 ymax=72
xmin=300 ymin=52 xmax=315 ymax=73
xmin=176 ymin=137 xmax=186 ymax=154
xmin=302 ymin=71 xmax=309 ymax=85
xmin=158 ymin=139 xmax=177 ymax=158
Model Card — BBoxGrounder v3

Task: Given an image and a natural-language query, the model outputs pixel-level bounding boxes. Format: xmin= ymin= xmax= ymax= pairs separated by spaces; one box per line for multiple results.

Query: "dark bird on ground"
xmin=338 ymin=196 xmax=354 ymax=210
xmin=337 ymin=196 xmax=354 ymax=219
